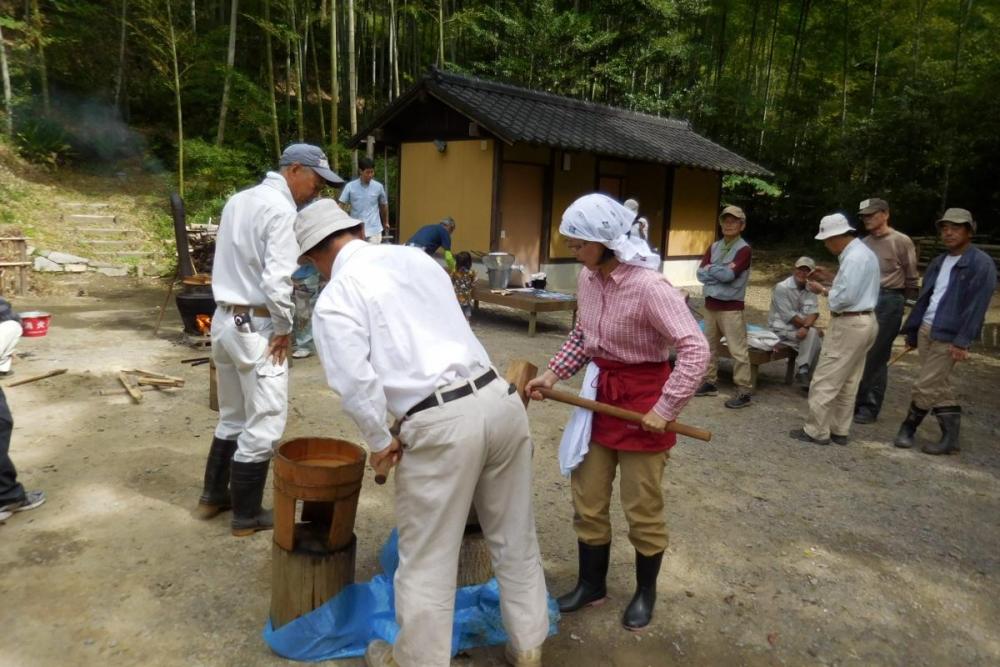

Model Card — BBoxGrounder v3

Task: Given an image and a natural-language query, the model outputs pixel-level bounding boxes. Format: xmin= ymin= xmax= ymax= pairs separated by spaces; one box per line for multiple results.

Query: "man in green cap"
xmin=893 ymin=208 xmax=996 ymax=455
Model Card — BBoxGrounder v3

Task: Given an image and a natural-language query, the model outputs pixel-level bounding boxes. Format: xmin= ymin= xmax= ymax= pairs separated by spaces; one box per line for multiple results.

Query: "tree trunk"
xmin=437 ymin=0 xmax=444 ymax=68
xmin=840 ymin=0 xmax=849 ymax=133
xmin=757 ymin=0 xmax=780 ymax=156
xmin=293 ymin=3 xmax=305 ymax=142
xmin=310 ymin=14 xmax=326 ymax=144
xmin=330 ymin=0 xmax=340 ymax=168
xmin=215 ymin=0 xmax=239 ymax=145
xmin=863 ymin=0 xmax=883 ymax=184
xmin=167 ymin=0 xmax=185 ymax=198
xmin=30 ymin=0 xmax=50 ymax=114
xmin=190 ymin=0 xmax=197 ymax=36
xmin=390 ymin=0 xmax=399 ymax=98
xmin=113 ymin=0 xmax=128 ymax=112
xmin=0 ymin=23 xmax=13 ymax=139
xmin=348 ymin=0 xmax=358 ymax=174
xmin=265 ymin=0 xmax=281 ymax=160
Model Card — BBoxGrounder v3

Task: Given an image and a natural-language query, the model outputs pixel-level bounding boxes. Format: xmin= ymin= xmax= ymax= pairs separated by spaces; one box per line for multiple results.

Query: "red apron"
xmin=590 ymin=357 xmax=675 ymax=452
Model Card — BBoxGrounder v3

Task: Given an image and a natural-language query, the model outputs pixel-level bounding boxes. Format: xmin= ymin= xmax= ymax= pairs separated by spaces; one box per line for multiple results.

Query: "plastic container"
xmin=19 ymin=311 xmax=51 ymax=338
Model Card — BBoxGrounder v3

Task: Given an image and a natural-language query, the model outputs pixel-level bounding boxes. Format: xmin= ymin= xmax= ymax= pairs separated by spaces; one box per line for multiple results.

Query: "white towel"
xmin=558 ymin=362 xmax=599 ymax=476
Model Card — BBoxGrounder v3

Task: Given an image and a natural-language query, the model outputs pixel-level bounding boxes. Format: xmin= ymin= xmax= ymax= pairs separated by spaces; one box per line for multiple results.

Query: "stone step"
xmin=63 ymin=202 xmax=112 ymax=208
xmin=72 ymin=227 xmax=140 ymax=235
xmin=64 ymin=214 xmax=118 ymax=224
xmin=82 ymin=239 xmax=138 ymax=246
xmin=92 ymin=250 xmax=155 ymax=257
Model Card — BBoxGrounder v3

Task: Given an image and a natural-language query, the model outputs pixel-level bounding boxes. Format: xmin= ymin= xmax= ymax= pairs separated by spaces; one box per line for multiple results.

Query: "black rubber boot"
xmin=893 ymin=404 xmax=929 ymax=449
xmin=194 ymin=437 xmax=237 ymax=519
xmin=923 ymin=406 xmax=961 ymax=455
xmin=622 ymin=550 xmax=663 ymax=630
xmin=230 ymin=459 xmax=274 ymax=536
xmin=557 ymin=541 xmax=610 ymax=613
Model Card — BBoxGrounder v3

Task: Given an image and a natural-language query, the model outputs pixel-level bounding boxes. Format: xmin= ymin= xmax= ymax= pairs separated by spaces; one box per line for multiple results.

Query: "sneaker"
xmin=0 ymin=489 xmax=46 ymax=514
xmin=788 ymin=428 xmax=830 ymax=445
xmin=830 ymin=434 xmax=849 ymax=446
xmin=291 ymin=348 xmax=312 ymax=359
xmin=505 ymin=643 xmax=543 ymax=667
xmin=695 ymin=382 xmax=718 ymax=397
xmin=724 ymin=393 xmax=752 ymax=409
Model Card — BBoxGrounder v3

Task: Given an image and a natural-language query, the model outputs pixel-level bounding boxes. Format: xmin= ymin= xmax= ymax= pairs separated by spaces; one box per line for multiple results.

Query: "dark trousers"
xmin=855 ymin=290 xmax=906 ymax=418
xmin=0 ymin=387 xmax=25 ymax=505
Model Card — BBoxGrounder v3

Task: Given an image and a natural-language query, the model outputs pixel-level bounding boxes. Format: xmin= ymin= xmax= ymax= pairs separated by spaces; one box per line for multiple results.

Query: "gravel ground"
xmin=0 ymin=272 xmax=997 ymax=667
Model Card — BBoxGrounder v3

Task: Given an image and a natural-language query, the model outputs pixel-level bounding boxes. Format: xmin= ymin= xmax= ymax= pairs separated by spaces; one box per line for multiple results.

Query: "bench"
xmin=471 ymin=283 xmax=578 ymax=337
xmin=717 ymin=342 xmax=798 ymax=388
xmin=912 ymin=235 xmax=1000 ymax=276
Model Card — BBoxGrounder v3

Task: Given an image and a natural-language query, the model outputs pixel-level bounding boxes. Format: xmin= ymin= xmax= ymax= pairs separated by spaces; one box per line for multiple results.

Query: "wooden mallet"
xmin=505 ymin=360 xmax=712 ymax=442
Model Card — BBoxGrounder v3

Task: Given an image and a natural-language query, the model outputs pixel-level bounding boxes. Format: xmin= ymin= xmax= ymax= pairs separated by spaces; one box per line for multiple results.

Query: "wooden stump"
xmin=208 ymin=360 xmax=219 ymax=412
xmin=270 ymin=526 xmax=357 ymax=629
xmin=458 ymin=508 xmax=494 ymax=587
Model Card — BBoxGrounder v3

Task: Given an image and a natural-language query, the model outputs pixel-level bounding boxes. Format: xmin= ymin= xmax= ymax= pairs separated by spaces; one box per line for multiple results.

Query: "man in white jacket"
xmin=297 ymin=199 xmax=549 ymax=667
xmin=194 ymin=144 xmax=343 ymax=537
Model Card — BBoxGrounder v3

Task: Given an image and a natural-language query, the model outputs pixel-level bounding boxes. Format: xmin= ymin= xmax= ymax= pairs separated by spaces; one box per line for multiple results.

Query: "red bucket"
xmin=20 ymin=311 xmax=51 ymax=338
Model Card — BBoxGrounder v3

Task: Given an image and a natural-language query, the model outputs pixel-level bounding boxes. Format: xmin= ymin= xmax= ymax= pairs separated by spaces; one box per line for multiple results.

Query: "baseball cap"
xmin=936 ymin=208 xmax=976 ymax=233
xmin=794 ymin=256 xmax=816 ymax=270
xmin=858 ymin=198 xmax=889 ymax=215
xmin=295 ymin=198 xmax=363 ymax=259
xmin=719 ymin=205 xmax=746 ymax=221
xmin=815 ymin=213 xmax=854 ymax=240
xmin=279 ymin=144 xmax=345 ymax=186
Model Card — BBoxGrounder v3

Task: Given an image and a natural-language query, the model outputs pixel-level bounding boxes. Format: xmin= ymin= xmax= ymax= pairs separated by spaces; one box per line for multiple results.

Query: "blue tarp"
xmin=263 ymin=530 xmax=560 ymax=661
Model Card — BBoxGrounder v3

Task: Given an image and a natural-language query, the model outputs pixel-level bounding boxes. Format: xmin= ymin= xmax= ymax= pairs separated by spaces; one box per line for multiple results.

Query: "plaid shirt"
xmin=549 ymin=263 xmax=709 ymax=421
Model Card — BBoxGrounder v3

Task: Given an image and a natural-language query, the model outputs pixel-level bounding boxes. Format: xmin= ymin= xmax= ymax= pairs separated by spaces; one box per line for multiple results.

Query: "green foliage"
xmin=182 ymin=139 xmax=270 ymax=223
xmin=15 ymin=115 xmax=74 ymax=168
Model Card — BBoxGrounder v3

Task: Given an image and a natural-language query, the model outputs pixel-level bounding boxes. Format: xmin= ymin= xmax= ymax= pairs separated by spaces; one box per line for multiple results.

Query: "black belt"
xmin=406 ymin=369 xmax=501 ymax=417
xmin=880 ymin=287 xmax=905 ymax=294
xmin=831 ymin=310 xmax=874 ymax=318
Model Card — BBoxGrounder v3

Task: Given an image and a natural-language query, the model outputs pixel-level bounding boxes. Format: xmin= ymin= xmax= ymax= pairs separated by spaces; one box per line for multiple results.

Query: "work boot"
xmin=230 ymin=459 xmax=274 ymax=536
xmin=923 ymin=406 xmax=961 ymax=455
xmin=893 ymin=403 xmax=929 ymax=449
xmin=694 ymin=382 xmax=718 ymax=397
xmin=724 ymin=393 xmax=752 ymax=409
xmin=557 ymin=541 xmax=610 ymax=612
xmin=194 ymin=437 xmax=237 ymax=519
xmin=622 ymin=550 xmax=663 ymax=630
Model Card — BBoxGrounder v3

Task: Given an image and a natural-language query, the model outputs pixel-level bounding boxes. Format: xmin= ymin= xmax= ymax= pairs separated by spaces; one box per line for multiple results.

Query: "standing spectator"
xmin=338 ymin=156 xmax=388 ymax=244
xmin=853 ymin=198 xmax=919 ymax=424
xmin=450 ymin=251 xmax=476 ymax=320
xmin=767 ymin=257 xmax=822 ymax=388
xmin=894 ymin=208 xmax=996 ymax=455
xmin=406 ymin=217 xmax=457 ymax=271
xmin=790 ymin=214 xmax=880 ymax=446
xmin=196 ymin=144 xmax=343 ymax=536
xmin=1 ymin=386 xmax=45 ymax=521
xmin=290 ymin=263 xmax=324 ymax=359
xmin=0 ymin=297 xmax=22 ymax=376
xmin=695 ymin=205 xmax=753 ymax=409
xmin=623 ymin=198 xmax=649 ymax=241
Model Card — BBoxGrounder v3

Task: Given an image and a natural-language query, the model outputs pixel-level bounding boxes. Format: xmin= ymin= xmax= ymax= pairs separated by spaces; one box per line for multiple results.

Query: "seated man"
xmin=767 ymin=256 xmax=822 ymax=387
xmin=406 ymin=216 xmax=456 ymax=271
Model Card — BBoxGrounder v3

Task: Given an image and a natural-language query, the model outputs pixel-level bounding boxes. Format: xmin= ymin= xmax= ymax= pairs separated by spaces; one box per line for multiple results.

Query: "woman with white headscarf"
xmin=525 ymin=193 xmax=709 ymax=630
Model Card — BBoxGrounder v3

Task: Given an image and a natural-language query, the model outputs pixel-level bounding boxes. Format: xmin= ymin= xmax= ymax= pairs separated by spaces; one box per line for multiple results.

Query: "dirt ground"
xmin=1 ymin=272 xmax=998 ymax=667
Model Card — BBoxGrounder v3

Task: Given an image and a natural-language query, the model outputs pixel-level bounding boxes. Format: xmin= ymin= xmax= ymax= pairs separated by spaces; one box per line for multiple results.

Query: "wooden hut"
xmin=349 ymin=68 xmax=771 ymax=288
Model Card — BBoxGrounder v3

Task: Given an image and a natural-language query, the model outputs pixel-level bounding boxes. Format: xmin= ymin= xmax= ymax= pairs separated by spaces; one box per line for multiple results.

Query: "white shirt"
xmin=923 ymin=254 xmax=961 ymax=325
xmin=313 ymin=240 xmax=492 ymax=452
xmin=768 ymin=275 xmax=819 ymax=335
xmin=828 ymin=238 xmax=880 ymax=314
xmin=212 ymin=172 xmax=299 ymax=334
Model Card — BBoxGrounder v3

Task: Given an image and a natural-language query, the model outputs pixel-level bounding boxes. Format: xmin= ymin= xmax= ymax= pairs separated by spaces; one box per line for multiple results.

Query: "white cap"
xmin=295 ymin=198 xmax=362 ymax=258
xmin=623 ymin=198 xmax=639 ymax=214
xmin=814 ymin=213 xmax=853 ymax=240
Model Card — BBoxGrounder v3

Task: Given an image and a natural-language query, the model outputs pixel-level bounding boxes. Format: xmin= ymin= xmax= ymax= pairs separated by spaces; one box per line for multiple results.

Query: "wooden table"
xmin=472 ymin=284 xmax=578 ymax=336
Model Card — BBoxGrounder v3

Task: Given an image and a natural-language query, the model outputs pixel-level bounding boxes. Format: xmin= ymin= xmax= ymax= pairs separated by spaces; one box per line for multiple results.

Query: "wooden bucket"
xmin=272 ymin=437 xmax=367 ymax=552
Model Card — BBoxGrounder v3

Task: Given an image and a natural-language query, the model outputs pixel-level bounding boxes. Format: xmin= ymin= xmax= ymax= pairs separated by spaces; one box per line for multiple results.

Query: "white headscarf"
xmin=560 ymin=193 xmax=661 ymax=270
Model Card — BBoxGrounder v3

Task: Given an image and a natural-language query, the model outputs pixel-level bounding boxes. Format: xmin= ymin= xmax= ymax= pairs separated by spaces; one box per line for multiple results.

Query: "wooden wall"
xmin=399 ymin=139 xmax=495 ymax=254
xmin=667 ymin=167 xmax=720 ymax=257
xmin=548 ymin=152 xmax=597 ymax=259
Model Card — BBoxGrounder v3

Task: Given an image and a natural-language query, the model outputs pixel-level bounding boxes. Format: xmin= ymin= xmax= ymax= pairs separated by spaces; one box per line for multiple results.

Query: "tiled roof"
xmin=352 ymin=68 xmax=772 ymax=177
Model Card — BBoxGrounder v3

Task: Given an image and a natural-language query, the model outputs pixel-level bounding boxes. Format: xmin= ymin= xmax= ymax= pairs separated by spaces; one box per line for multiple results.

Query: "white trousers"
xmin=211 ymin=307 xmax=288 ymax=463
xmin=393 ymin=376 xmax=550 ymax=667
xmin=0 ymin=321 xmax=21 ymax=372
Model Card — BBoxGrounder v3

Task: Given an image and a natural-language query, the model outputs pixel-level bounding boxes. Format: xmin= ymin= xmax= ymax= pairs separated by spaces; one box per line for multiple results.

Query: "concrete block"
xmin=47 ymin=251 xmax=91 ymax=265
xmin=34 ymin=256 xmax=62 ymax=272
xmin=95 ymin=266 xmax=129 ymax=277
xmin=62 ymin=263 xmax=89 ymax=273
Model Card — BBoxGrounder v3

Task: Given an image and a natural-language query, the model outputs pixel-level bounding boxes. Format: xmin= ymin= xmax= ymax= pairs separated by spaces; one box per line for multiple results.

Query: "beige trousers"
xmin=393 ymin=376 xmax=549 ymax=667
xmin=571 ymin=442 xmax=669 ymax=556
xmin=911 ymin=325 xmax=958 ymax=410
xmin=804 ymin=314 xmax=878 ymax=440
xmin=703 ymin=309 xmax=753 ymax=391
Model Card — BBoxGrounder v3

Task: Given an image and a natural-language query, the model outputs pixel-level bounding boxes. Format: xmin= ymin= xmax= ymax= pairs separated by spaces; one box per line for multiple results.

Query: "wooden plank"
xmin=7 ymin=368 xmax=68 ymax=387
xmin=131 ymin=368 xmax=186 ymax=383
xmin=136 ymin=377 xmax=184 ymax=388
xmin=118 ymin=371 xmax=143 ymax=403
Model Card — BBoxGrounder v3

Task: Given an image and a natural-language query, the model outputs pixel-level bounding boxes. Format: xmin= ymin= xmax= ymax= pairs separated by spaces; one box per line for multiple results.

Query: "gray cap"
xmin=279 ymin=144 xmax=345 ymax=186
xmin=794 ymin=256 xmax=816 ymax=270
xmin=295 ymin=198 xmax=362 ymax=259
xmin=936 ymin=208 xmax=976 ymax=233
xmin=858 ymin=198 xmax=890 ymax=215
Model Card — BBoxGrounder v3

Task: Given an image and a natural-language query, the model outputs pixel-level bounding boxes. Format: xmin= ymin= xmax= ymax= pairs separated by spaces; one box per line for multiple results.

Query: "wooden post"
xmin=209 ymin=360 xmax=219 ymax=411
